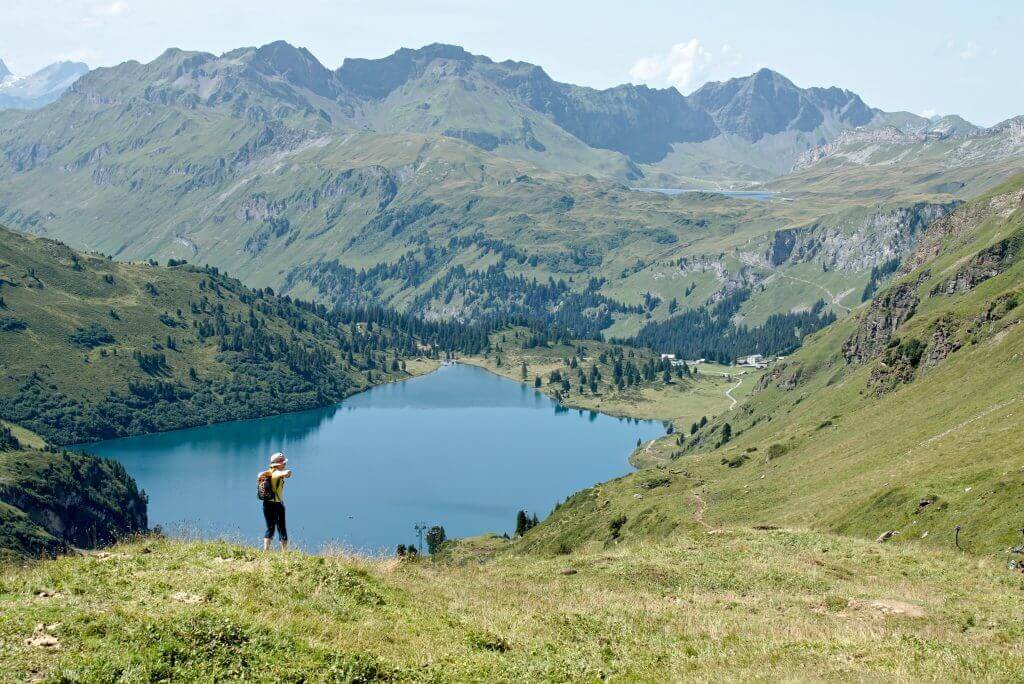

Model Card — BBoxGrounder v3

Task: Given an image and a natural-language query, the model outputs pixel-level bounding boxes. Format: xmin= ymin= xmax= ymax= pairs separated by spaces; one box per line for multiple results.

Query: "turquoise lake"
xmin=79 ymin=364 xmax=664 ymax=553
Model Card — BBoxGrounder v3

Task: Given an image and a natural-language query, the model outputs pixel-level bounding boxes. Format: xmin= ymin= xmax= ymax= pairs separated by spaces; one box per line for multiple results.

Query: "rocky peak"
xmin=243 ymin=41 xmax=336 ymax=98
xmin=689 ymin=68 xmax=872 ymax=141
xmin=337 ymin=43 xmax=477 ymax=100
xmin=0 ymin=58 xmax=11 ymax=80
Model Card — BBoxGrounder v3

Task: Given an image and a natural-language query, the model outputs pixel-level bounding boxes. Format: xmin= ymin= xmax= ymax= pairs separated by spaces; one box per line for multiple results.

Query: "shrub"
xmin=70 ymin=322 xmax=115 ymax=348
xmin=609 ymin=515 xmax=627 ymax=540
xmin=425 ymin=525 xmax=447 ymax=554
xmin=0 ymin=316 xmax=27 ymax=332
xmin=721 ymin=453 xmax=749 ymax=468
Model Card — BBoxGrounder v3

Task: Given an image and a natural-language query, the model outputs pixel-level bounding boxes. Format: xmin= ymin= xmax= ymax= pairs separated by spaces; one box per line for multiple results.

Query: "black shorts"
xmin=262 ymin=501 xmax=287 ymax=541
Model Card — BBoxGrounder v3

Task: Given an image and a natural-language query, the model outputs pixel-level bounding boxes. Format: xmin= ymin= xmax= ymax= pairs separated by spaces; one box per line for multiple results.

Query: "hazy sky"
xmin=2 ymin=0 xmax=1020 ymax=126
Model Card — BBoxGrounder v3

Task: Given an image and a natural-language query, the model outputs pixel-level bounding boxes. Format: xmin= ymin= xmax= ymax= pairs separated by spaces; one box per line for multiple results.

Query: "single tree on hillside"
xmin=719 ymin=423 xmax=732 ymax=446
xmin=425 ymin=526 xmax=447 ymax=554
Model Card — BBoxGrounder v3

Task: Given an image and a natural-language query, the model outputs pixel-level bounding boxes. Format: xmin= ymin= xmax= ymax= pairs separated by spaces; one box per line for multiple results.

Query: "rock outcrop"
xmin=765 ymin=203 xmax=956 ymax=272
xmin=842 ymin=276 xmax=925 ymax=365
xmin=930 ymin=229 xmax=1024 ymax=295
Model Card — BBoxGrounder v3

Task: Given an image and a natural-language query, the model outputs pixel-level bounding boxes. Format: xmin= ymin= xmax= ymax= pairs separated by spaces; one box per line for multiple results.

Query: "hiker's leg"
xmin=278 ymin=504 xmax=288 ymax=550
xmin=262 ymin=502 xmax=275 ymax=550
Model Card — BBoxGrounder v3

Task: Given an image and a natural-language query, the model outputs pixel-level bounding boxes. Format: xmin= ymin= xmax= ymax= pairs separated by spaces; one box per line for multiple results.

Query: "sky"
xmin=0 ymin=0 xmax=1020 ymax=126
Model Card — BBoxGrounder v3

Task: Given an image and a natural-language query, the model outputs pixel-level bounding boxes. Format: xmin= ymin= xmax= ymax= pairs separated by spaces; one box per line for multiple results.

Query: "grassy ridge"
xmin=0 ymin=227 xmax=417 ymax=444
xmin=2 ymin=532 xmax=1023 ymax=681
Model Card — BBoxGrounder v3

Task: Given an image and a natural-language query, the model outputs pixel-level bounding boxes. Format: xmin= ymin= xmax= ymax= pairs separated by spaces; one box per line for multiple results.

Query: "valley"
xmin=1 ymin=22 xmax=1024 ymax=680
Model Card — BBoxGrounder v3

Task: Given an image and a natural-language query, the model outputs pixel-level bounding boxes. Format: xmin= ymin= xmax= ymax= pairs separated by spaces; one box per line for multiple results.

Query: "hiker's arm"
xmin=282 ymin=469 xmax=292 ymax=478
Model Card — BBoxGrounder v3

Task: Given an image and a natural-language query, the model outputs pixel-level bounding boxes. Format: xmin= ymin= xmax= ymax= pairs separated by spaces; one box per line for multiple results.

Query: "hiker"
xmin=258 ymin=452 xmax=292 ymax=551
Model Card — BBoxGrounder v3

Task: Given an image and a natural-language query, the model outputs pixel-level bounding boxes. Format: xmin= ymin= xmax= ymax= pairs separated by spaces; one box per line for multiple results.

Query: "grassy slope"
xmin=0 ymin=226 xmax=416 ymax=443
xmin=2 ymin=533 xmax=1023 ymax=681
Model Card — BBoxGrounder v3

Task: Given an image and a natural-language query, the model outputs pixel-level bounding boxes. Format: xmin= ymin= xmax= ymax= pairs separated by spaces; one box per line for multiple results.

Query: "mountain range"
xmin=42 ymin=42 xmax=973 ymax=181
xmin=0 ymin=41 xmax=1021 ymax=344
xmin=0 ymin=58 xmax=88 ymax=109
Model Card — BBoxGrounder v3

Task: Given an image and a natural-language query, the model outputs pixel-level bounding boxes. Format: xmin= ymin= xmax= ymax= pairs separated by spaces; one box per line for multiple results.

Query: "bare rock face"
xmin=931 ymin=229 xmax=1024 ymax=296
xmin=923 ymin=316 xmax=961 ymax=368
xmin=842 ymin=277 xmax=924 ymax=365
xmin=904 ymin=188 xmax=1024 ymax=274
xmin=765 ymin=202 xmax=956 ymax=272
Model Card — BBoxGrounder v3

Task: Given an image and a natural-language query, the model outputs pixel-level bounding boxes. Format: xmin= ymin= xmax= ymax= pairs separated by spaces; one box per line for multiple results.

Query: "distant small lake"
xmin=636 ymin=188 xmax=778 ymax=201
xmin=78 ymin=365 xmax=663 ymax=553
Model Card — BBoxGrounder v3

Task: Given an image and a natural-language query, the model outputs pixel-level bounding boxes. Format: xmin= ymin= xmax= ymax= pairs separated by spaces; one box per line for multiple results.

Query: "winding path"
xmin=724 ymin=378 xmax=743 ymax=411
xmin=697 ymin=367 xmax=745 ymax=411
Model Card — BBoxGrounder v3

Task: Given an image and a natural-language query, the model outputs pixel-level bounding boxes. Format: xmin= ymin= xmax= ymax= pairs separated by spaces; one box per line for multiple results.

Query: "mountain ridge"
xmin=0 ymin=59 xmax=88 ymax=109
xmin=51 ymin=41 xmax=969 ymax=179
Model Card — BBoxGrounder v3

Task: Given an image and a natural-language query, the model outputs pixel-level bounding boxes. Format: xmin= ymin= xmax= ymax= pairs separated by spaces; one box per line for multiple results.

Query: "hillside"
xmin=0 ymin=227 xmax=421 ymax=444
xmin=2 ymin=532 xmax=1022 ymax=680
xmin=554 ymin=173 xmax=1024 ymax=554
xmin=0 ymin=425 xmax=146 ymax=560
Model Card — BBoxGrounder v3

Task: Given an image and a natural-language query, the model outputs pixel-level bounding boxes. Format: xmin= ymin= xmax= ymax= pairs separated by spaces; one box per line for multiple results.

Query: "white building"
xmin=737 ymin=354 xmax=767 ymax=368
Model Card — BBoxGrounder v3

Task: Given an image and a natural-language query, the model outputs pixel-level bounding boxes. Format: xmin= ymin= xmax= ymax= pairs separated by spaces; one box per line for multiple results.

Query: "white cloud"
xmin=629 ymin=39 xmax=714 ymax=93
xmin=920 ymin=108 xmax=937 ymax=119
xmin=91 ymin=1 xmax=128 ymax=17
xmin=959 ymin=40 xmax=978 ymax=60
xmin=628 ymin=56 xmax=662 ymax=83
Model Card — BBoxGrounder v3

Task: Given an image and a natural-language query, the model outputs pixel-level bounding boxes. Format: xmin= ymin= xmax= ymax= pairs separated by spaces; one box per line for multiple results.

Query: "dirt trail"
xmin=698 ymin=367 xmax=744 ymax=410
xmin=724 ymin=378 xmax=743 ymax=410
xmin=692 ymin=493 xmax=718 ymax=531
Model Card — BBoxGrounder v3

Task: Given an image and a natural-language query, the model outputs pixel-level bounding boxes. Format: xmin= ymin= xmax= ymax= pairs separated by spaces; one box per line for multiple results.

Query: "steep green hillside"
xmin=0 ymin=425 xmax=146 ymax=560
xmin=0 ymin=227 xmax=418 ymax=444
xmin=554 ymin=173 xmax=1024 ymax=554
xmin=2 ymin=531 xmax=1023 ymax=681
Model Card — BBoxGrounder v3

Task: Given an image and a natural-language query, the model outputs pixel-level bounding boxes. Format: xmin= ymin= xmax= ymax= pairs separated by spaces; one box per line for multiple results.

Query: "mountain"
xmin=793 ymin=115 xmax=1023 ymax=172
xmin=0 ymin=423 xmax=147 ymax=559
xmin=1 ymin=42 xmax=966 ymax=181
xmin=0 ymin=59 xmax=88 ymax=109
xmin=0 ymin=226 xmax=427 ymax=443
xmin=688 ymin=68 xmax=875 ymax=141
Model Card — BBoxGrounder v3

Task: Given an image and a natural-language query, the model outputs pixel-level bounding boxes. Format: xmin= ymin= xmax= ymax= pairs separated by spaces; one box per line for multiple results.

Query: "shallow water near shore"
xmin=78 ymin=364 xmax=664 ymax=553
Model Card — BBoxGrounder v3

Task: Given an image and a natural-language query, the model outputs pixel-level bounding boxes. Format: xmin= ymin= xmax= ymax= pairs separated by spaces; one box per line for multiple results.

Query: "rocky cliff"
xmin=764 ymin=203 xmax=956 ymax=272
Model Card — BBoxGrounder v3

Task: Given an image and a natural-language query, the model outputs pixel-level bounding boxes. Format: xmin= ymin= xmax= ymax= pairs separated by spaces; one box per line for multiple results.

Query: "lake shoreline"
xmin=458 ymin=357 xmax=670 ymax=468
